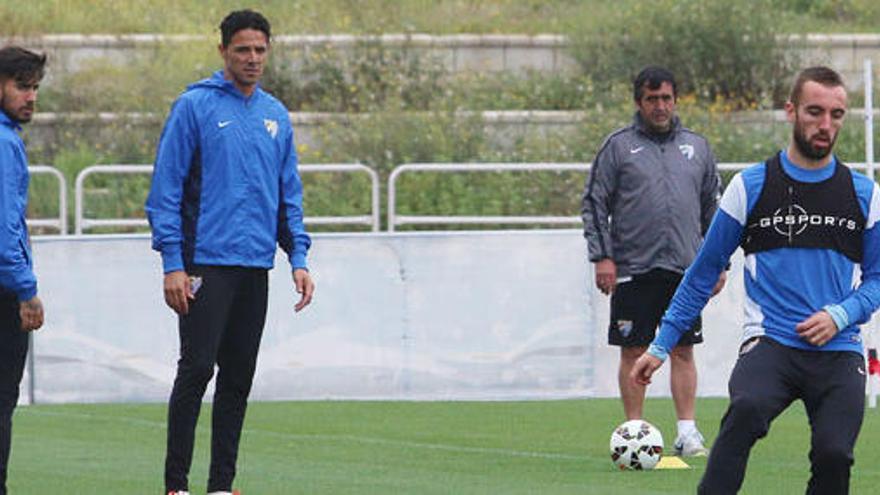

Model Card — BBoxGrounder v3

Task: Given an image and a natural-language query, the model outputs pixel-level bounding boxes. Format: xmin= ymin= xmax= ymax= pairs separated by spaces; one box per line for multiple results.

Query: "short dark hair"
xmin=789 ymin=66 xmax=845 ymax=106
xmin=220 ymin=9 xmax=271 ymax=47
xmin=0 ymin=46 xmax=47 ymax=84
xmin=633 ymin=66 xmax=677 ymax=101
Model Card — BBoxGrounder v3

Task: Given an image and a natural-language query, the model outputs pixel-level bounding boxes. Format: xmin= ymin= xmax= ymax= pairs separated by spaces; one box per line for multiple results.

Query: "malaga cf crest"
xmin=264 ymin=118 xmax=279 ymax=139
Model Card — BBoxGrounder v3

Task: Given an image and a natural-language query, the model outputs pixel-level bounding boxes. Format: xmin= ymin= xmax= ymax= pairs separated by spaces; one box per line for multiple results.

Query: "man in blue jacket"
xmin=145 ymin=10 xmax=314 ymax=495
xmin=0 ymin=46 xmax=46 ymax=495
xmin=632 ymin=66 xmax=880 ymax=493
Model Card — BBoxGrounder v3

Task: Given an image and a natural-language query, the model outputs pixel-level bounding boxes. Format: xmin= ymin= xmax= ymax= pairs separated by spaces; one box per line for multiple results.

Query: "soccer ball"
xmin=609 ymin=419 xmax=664 ymax=470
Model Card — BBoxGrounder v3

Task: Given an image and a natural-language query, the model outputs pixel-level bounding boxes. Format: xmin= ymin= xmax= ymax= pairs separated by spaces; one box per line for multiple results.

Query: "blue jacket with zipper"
xmin=0 ymin=110 xmax=37 ymax=301
xmin=146 ymin=70 xmax=311 ymax=273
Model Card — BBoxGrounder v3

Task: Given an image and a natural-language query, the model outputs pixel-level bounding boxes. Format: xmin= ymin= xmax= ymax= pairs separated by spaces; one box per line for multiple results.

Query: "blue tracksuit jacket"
xmin=146 ymin=71 xmax=311 ymax=273
xmin=0 ymin=110 xmax=36 ymax=301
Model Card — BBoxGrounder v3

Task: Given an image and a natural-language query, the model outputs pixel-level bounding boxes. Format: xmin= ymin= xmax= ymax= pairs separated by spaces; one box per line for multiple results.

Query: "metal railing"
xmin=388 ymin=163 xmax=589 ymax=232
xmin=74 ymin=163 xmax=380 ymax=234
xmin=69 ymin=160 xmax=877 ymax=235
xmin=299 ymin=164 xmax=381 ymax=232
xmin=74 ymin=164 xmax=152 ymax=234
xmin=387 ymin=161 xmax=875 ymax=231
xmin=28 ymin=165 xmax=68 ymax=234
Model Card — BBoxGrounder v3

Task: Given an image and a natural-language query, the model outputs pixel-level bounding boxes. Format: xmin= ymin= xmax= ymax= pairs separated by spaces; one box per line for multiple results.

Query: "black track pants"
xmin=164 ymin=266 xmax=268 ymax=493
xmin=0 ymin=294 xmax=27 ymax=495
xmin=698 ymin=337 xmax=865 ymax=495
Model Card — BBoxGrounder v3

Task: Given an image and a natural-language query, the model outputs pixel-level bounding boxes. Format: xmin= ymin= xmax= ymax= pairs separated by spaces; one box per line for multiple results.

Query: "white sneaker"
xmin=167 ymin=492 xmax=190 ymax=495
xmin=674 ymin=430 xmax=709 ymax=457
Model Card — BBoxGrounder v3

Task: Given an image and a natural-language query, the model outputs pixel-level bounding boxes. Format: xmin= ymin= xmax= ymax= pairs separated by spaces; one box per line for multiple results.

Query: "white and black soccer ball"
xmin=609 ymin=419 xmax=664 ymax=470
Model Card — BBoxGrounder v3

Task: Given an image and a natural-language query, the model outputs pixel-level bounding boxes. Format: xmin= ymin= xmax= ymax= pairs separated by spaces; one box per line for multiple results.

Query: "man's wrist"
xmin=646 ymin=343 xmax=669 ymax=362
xmin=161 ymin=247 xmax=184 ymax=273
xmin=822 ymin=304 xmax=849 ymax=331
xmin=16 ymin=285 xmax=37 ymax=302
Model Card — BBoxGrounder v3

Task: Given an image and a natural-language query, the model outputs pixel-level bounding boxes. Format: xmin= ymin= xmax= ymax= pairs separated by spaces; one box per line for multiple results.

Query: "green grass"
xmin=8 ymin=398 xmax=880 ymax=493
xmin=1 ymin=0 xmax=879 ymax=35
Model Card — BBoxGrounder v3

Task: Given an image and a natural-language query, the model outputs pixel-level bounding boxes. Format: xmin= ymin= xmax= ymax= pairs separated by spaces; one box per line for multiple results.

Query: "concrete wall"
xmin=8 ymin=33 xmax=880 ymax=90
xmin=20 ymin=230 xmax=756 ymax=404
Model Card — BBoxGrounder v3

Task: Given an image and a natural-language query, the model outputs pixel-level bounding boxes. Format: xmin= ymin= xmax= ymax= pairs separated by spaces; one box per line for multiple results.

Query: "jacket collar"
xmin=212 ymin=69 xmax=262 ymax=100
xmin=632 ymin=111 xmax=681 ymax=142
xmin=0 ymin=109 xmax=21 ymax=132
xmin=185 ymin=70 xmax=264 ymax=102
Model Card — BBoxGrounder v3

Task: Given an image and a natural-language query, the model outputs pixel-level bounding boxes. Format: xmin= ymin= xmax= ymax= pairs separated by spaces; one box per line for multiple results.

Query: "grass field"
xmin=7 ymin=398 xmax=880 ymax=494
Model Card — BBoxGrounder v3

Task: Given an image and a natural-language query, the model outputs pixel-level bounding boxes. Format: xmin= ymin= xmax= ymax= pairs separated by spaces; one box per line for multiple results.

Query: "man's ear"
xmin=784 ymin=100 xmax=796 ymax=124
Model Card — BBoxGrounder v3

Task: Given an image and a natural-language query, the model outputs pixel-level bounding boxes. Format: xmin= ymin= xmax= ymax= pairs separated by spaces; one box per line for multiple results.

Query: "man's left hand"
xmin=293 ymin=268 xmax=314 ymax=312
xmin=795 ymin=310 xmax=838 ymax=347
xmin=630 ymin=352 xmax=664 ymax=386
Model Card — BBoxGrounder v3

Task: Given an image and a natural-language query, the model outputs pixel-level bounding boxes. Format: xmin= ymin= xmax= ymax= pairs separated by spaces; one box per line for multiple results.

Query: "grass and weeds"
xmin=2 ymin=0 xmax=880 ymax=35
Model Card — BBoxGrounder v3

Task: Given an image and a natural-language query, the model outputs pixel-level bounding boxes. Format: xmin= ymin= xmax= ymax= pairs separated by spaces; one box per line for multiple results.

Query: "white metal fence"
xmin=387 ymin=163 xmax=589 ymax=232
xmin=386 ymin=161 xmax=880 ymax=232
xmin=72 ymin=163 xmax=380 ymax=234
xmin=74 ymin=164 xmax=152 ymax=235
xmin=28 ymin=165 xmax=68 ymax=234
xmin=29 ymin=160 xmax=879 ymax=236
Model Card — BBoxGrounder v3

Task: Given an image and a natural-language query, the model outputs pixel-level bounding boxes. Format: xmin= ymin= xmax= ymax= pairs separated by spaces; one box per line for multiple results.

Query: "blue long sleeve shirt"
xmin=0 ymin=110 xmax=36 ymax=301
xmin=651 ymin=151 xmax=880 ymax=358
xmin=145 ymin=71 xmax=311 ymax=273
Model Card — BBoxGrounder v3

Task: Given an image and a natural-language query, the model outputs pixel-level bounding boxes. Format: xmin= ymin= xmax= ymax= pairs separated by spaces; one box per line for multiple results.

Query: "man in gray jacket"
xmin=582 ymin=66 xmax=725 ymax=456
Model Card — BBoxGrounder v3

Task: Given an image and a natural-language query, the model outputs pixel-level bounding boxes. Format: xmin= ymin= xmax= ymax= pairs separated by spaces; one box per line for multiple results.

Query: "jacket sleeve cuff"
xmin=290 ymin=251 xmax=308 ymax=271
xmin=822 ymin=304 xmax=849 ymax=331
xmin=16 ymin=284 xmax=37 ymax=302
xmin=161 ymin=247 xmax=184 ymax=274
xmin=646 ymin=343 xmax=669 ymax=362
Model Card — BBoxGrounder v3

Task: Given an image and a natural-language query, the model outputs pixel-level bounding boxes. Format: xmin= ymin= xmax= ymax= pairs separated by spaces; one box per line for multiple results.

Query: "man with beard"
xmin=582 ymin=66 xmax=724 ymax=456
xmin=0 ymin=46 xmax=46 ymax=495
xmin=146 ymin=9 xmax=314 ymax=495
xmin=632 ymin=66 xmax=880 ymax=494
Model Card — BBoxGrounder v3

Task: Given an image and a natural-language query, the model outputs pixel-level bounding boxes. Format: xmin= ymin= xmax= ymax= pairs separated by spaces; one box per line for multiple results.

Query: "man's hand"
xmin=293 ymin=268 xmax=314 ymax=312
xmin=630 ymin=352 xmax=664 ymax=386
xmin=19 ymin=296 xmax=44 ymax=331
xmin=164 ymin=270 xmax=194 ymax=315
xmin=595 ymin=258 xmax=617 ymax=295
xmin=711 ymin=271 xmax=727 ymax=297
xmin=795 ymin=310 xmax=838 ymax=347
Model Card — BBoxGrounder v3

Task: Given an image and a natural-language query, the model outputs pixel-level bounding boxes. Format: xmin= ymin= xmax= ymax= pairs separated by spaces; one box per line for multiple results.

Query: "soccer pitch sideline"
xmin=7 ymin=398 xmax=880 ymax=494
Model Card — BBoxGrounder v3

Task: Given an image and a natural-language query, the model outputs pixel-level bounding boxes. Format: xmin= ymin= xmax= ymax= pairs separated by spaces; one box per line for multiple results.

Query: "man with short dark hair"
xmin=0 ymin=45 xmax=47 ymax=495
xmin=632 ymin=66 xmax=880 ymax=493
xmin=146 ymin=9 xmax=314 ymax=495
xmin=582 ymin=65 xmax=724 ymax=456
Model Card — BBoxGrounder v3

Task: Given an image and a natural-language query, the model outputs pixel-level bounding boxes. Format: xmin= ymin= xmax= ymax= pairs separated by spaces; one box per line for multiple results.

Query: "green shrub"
xmin=771 ymin=0 xmax=880 ymax=22
xmin=567 ymin=0 xmax=798 ymax=108
xmin=264 ymin=40 xmax=447 ymax=113
xmin=309 ymin=110 xmax=487 ymax=175
xmin=39 ymin=43 xmax=216 ymax=113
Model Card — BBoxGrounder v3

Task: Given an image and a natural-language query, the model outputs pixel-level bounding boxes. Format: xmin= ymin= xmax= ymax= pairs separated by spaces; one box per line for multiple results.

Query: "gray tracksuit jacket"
xmin=581 ymin=112 xmax=720 ymax=279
